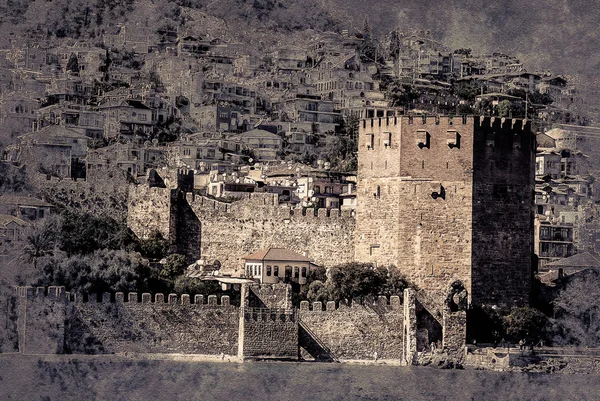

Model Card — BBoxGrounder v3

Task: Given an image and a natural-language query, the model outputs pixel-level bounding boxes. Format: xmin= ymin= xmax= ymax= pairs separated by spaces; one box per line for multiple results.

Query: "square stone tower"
xmin=355 ymin=115 xmax=535 ymax=308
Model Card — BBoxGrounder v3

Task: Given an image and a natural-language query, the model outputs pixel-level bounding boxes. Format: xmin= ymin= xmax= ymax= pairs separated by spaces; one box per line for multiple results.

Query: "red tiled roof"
xmin=242 ymin=247 xmax=311 ymax=262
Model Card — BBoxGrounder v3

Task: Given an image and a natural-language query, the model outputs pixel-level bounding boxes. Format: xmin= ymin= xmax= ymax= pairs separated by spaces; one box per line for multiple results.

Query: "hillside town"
xmin=3 ymin=7 xmax=600 ymax=377
xmin=1 ymin=18 xmax=597 ymax=268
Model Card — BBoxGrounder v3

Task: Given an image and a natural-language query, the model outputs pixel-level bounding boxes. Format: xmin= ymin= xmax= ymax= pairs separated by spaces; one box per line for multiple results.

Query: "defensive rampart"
xmin=298 ymin=296 xmax=403 ymax=361
xmin=186 ymin=193 xmax=356 ymax=271
xmin=10 ymin=285 xmax=466 ymax=365
xmin=239 ymin=307 xmax=298 ymax=359
xmin=127 ymin=184 xmax=177 ymax=244
xmin=127 ymin=183 xmax=356 ymax=271
xmin=16 ymin=286 xmax=239 ymax=356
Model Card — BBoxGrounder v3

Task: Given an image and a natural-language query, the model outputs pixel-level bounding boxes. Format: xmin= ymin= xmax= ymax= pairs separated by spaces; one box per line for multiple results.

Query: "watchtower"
xmin=355 ymin=115 xmax=535 ymax=308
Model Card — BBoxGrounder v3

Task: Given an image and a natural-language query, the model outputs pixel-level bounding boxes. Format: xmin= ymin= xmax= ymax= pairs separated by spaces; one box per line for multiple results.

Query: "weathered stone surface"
xmin=15 ymin=287 xmax=238 ymax=356
xmin=240 ymin=308 xmax=298 ymax=359
xmin=356 ymin=116 xmax=534 ymax=308
xmin=187 ymin=193 xmax=356 ymax=271
xmin=403 ymin=288 xmax=417 ymax=365
xmin=127 ymin=185 xmax=176 ymax=245
xmin=16 ymin=289 xmax=66 ymax=354
xmin=129 ymin=187 xmax=355 ymax=272
xmin=11 ymin=286 xmax=418 ymax=363
xmin=299 ymin=297 xmax=403 ymax=360
xmin=443 ymin=310 xmax=467 ymax=361
xmin=64 ymin=298 xmax=239 ymax=355
xmin=244 ymin=283 xmax=291 ymax=309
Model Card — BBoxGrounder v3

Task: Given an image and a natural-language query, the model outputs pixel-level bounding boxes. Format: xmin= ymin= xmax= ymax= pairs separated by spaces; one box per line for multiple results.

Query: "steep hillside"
xmin=0 ymin=0 xmax=341 ymax=48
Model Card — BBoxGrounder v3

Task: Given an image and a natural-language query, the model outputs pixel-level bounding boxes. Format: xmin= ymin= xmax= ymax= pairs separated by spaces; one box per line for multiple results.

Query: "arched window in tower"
xmin=376 ymin=185 xmax=381 ymax=199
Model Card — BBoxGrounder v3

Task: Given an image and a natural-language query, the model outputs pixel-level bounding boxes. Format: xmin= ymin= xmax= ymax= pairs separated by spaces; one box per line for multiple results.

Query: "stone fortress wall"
xmin=16 ymin=286 xmax=239 ymax=356
xmin=127 ymin=184 xmax=177 ymax=244
xmin=298 ymin=296 xmax=404 ymax=360
xmin=8 ymin=284 xmax=474 ymax=364
xmin=186 ymin=192 xmax=356 ymax=271
xmin=128 ymin=182 xmax=356 ymax=271
xmin=122 ymin=113 xmax=536 ymax=365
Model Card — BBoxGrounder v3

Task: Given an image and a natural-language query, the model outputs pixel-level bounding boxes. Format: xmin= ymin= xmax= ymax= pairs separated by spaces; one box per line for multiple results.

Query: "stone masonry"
xmin=355 ymin=115 xmax=535 ymax=309
xmin=12 ymin=285 xmax=444 ymax=364
xmin=186 ymin=193 xmax=356 ymax=271
xmin=128 ymin=182 xmax=356 ymax=271
xmin=298 ymin=296 xmax=403 ymax=361
xmin=16 ymin=286 xmax=239 ymax=356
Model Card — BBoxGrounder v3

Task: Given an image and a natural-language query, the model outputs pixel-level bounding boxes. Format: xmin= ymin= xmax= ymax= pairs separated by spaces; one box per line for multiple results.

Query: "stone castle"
xmin=128 ymin=114 xmax=535 ymax=310
xmin=5 ymin=120 xmax=535 ymax=364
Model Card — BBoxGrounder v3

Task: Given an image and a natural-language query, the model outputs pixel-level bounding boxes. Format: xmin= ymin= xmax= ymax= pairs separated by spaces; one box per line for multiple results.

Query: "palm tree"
xmin=23 ymin=225 xmax=56 ymax=269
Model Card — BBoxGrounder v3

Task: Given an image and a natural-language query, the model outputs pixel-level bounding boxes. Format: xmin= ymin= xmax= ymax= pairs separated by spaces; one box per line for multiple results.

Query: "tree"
xmin=135 ymin=230 xmax=169 ymax=260
xmin=306 ymin=280 xmax=328 ymax=303
xmin=0 ymin=164 xmax=30 ymax=193
xmin=496 ymin=100 xmax=512 ymax=117
xmin=59 ymin=211 xmax=130 ymax=256
xmin=22 ymin=218 xmax=60 ymax=269
xmin=528 ymin=91 xmax=554 ymax=105
xmin=457 ymin=104 xmax=473 ymax=114
xmin=551 ymin=270 xmax=600 ymax=346
xmin=386 ymin=82 xmax=421 ymax=107
xmin=453 ymin=48 xmax=472 ymax=57
xmin=298 ymin=263 xmax=408 ymax=304
xmin=503 ymin=306 xmax=548 ymax=343
xmin=160 ymin=254 xmax=188 ymax=280
xmin=466 ymin=305 xmax=505 ymax=344
xmin=173 ymin=276 xmax=220 ymax=296
xmin=362 ymin=15 xmax=372 ymax=38
xmin=454 ymin=81 xmax=481 ymax=101
xmin=36 ymin=250 xmax=152 ymax=295
xmin=473 ymin=98 xmax=492 ymax=115
xmin=379 ymin=267 xmax=409 ymax=297
xmin=326 ymin=262 xmax=388 ymax=301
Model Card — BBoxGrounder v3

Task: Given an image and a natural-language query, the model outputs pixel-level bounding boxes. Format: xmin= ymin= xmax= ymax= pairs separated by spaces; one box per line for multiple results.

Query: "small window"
xmin=294 ymin=267 xmax=299 ymax=279
xmin=274 ymin=266 xmax=279 ymax=276
xmin=383 ymin=132 xmax=392 ymax=147
xmin=266 ymin=265 xmax=272 ymax=276
xmin=416 ymin=130 xmax=430 ymax=149
xmin=367 ymin=133 xmax=375 ymax=149
xmin=369 ymin=244 xmax=380 ymax=256
xmin=301 ymin=267 xmax=307 ymax=278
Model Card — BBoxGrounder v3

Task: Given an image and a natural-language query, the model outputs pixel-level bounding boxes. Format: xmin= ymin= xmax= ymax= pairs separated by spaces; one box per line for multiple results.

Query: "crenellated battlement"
xmin=298 ymin=295 xmax=402 ymax=313
xmin=475 ymin=115 xmax=531 ymax=132
xmin=362 ymin=114 xmax=473 ymax=130
xmin=15 ymin=287 xmax=233 ymax=307
xmin=186 ymin=193 xmax=355 ymax=221
xmin=16 ymin=286 xmax=67 ymax=299
xmin=361 ymin=115 xmax=532 ymax=132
